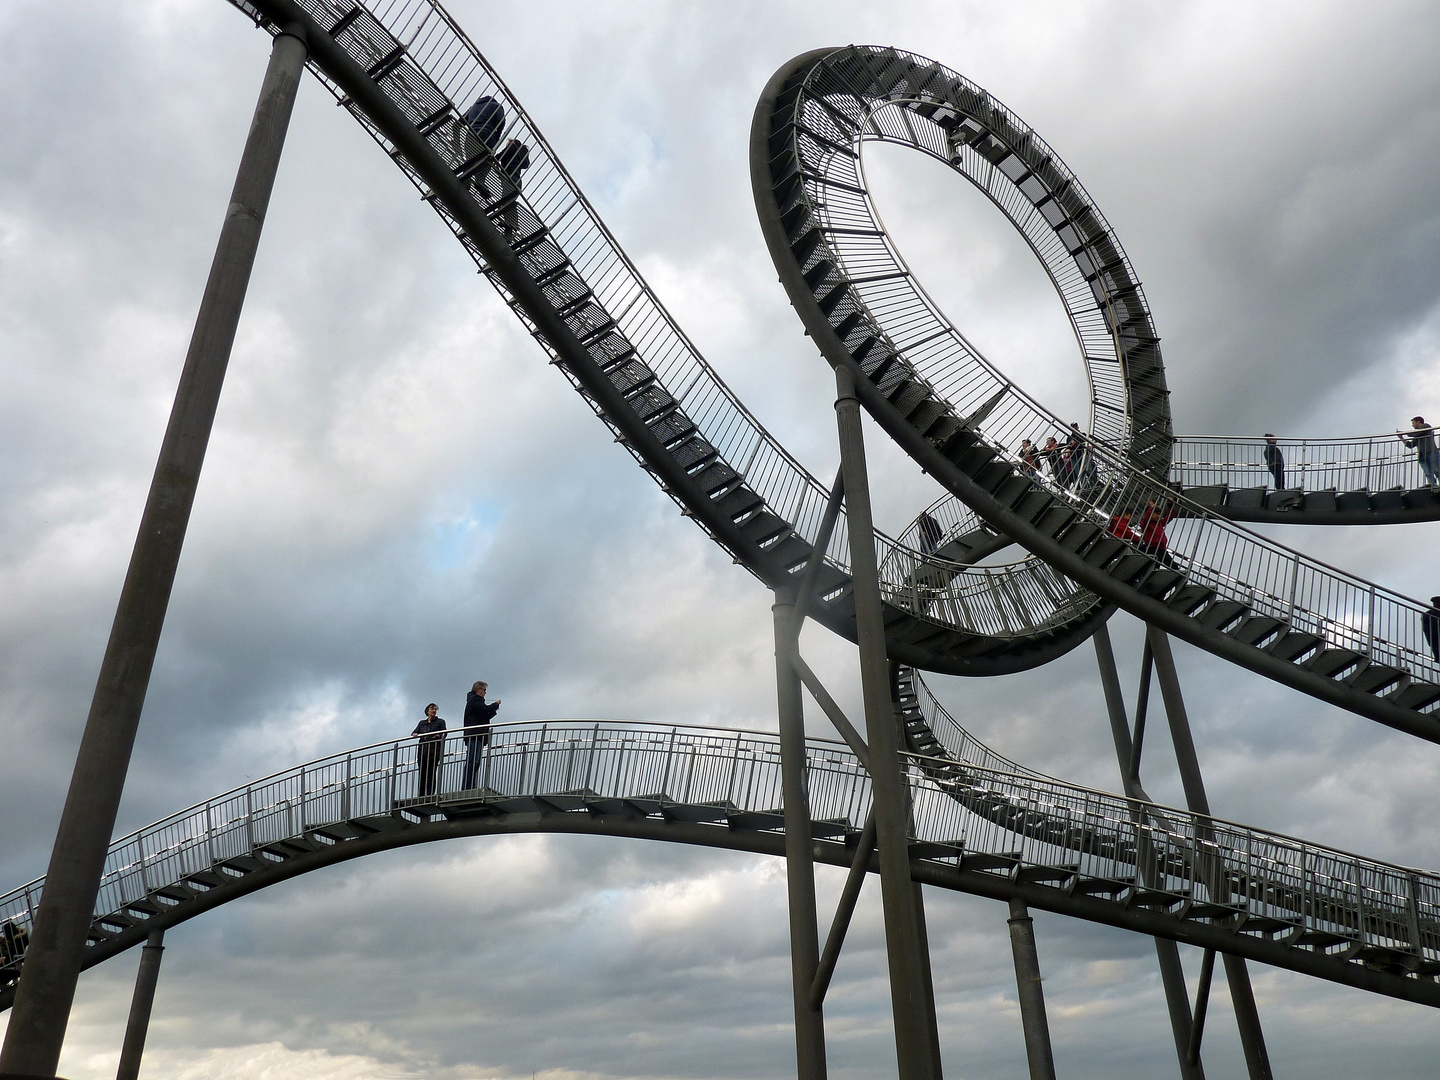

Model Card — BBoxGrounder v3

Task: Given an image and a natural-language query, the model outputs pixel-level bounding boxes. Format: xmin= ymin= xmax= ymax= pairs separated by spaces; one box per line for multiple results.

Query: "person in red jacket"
xmin=1137 ymin=498 xmax=1176 ymax=559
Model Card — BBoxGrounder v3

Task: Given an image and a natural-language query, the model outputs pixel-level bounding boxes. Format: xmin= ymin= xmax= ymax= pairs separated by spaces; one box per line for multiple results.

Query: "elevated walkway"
xmin=3 ymin=720 xmax=1438 ymax=1009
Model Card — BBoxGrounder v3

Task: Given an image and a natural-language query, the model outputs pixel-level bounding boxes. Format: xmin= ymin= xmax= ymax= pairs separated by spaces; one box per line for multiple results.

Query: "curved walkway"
xmin=2 ymin=719 xmax=1437 ymax=1009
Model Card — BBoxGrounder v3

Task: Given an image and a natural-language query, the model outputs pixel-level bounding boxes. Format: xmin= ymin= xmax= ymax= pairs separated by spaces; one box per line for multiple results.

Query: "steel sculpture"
xmin=4 ymin=2 xmax=1439 ymax=1078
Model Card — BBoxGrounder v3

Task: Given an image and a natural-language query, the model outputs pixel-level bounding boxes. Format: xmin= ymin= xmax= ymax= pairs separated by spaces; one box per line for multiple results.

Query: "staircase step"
xmin=1391 ymin=680 xmax=1440 ymax=711
xmin=1058 ymin=521 xmax=1101 ymax=553
xmin=1166 ymin=584 xmax=1215 ymax=615
xmin=739 ymin=511 xmax=788 ymax=545
xmin=715 ymin=486 xmax=764 ymax=520
xmin=1138 ymin=568 xmax=1184 ymax=599
xmin=1349 ymin=663 xmax=1405 ymax=695
xmin=1307 ymin=648 xmax=1365 ymax=679
xmin=1082 ymin=537 xmax=1126 ymax=569
xmin=1072 ymin=876 xmax=1134 ymax=896
xmin=1200 ymin=599 xmax=1250 ymax=632
xmin=1109 ymin=552 xmax=1155 ymax=585
xmin=1267 ymin=631 xmax=1324 ymax=664
xmin=1230 ymin=616 xmax=1285 ymax=647
xmin=765 ymin=534 xmax=813 ymax=571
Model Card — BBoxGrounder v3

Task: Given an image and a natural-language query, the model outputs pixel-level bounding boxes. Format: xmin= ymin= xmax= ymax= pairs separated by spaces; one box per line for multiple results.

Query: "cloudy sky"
xmin=2 ymin=0 xmax=1440 ymax=1077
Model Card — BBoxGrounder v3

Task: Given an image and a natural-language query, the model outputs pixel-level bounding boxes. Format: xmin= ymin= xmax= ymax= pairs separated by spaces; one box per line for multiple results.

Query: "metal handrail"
xmin=217 ymin=0 xmax=1105 ymax=656
xmin=4 ymin=719 xmax=1438 ymax=982
xmin=783 ymin=49 xmax=1440 ymax=694
xmin=1171 ymin=432 xmax=1440 ymax=494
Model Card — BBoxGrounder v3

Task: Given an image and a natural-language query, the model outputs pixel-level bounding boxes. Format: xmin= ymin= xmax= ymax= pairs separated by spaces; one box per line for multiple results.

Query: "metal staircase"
xmin=753 ymin=44 xmax=1440 ymax=740
xmin=236 ymin=0 xmax=1124 ymax=677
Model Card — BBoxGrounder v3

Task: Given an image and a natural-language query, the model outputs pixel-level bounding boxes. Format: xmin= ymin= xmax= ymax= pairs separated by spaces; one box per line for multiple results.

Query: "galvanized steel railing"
xmin=3 ymin=720 xmax=1438 ymax=987
xmin=1172 ymin=433 xmax=1440 ymax=494
xmin=784 ymin=51 xmax=1440 ymax=695
xmin=220 ymin=0 xmax=1100 ymax=650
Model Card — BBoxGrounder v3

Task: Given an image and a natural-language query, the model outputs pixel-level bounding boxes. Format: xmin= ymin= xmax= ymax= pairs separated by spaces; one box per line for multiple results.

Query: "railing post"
xmin=245 ymin=787 xmax=255 ymax=852
xmin=0 ymin=25 xmax=310 ymax=1074
xmin=342 ymin=753 xmax=353 ymax=821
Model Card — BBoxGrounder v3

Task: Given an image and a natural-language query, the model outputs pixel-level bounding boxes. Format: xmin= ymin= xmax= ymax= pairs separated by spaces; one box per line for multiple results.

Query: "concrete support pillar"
xmin=833 ymin=364 xmax=941 ymax=1080
xmin=115 ymin=930 xmax=166 ymax=1080
xmin=773 ymin=597 xmax=827 ymax=1080
xmin=0 ymin=26 xmax=308 ymax=1076
xmin=1007 ymin=899 xmax=1057 ymax=1080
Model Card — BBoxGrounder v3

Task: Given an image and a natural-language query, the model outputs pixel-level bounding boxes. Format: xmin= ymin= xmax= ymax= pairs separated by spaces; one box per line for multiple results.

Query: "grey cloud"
xmin=3 ymin=0 xmax=1440 ymax=1077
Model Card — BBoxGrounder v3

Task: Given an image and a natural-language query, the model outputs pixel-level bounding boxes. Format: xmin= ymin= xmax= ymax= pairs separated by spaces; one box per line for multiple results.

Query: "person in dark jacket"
xmin=494 ymin=137 xmax=532 ymax=239
xmin=916 ymin=511 xmax=943 ymax=555
xmin=1423 ymin=597 xmax=1440 ymax=664
xmin=1263 ymin=434 xmax=1285 ymax=490
xmin=461 ymin=681 xmax=502 ymax=789
xmin=411 ymin=703 xmax=447 ymax=798
xmin=464 ymin=95 xmax=506 ymax=150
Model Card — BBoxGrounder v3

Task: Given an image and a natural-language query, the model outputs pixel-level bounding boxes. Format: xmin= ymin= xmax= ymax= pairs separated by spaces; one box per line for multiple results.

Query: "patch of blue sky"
xmin=424 ymin=497 xmax=506 ymax=574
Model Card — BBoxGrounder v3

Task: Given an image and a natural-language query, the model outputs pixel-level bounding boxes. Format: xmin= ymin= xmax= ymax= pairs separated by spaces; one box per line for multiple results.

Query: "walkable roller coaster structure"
xmin=3 ymin=2 xmax=1439 ymax=1078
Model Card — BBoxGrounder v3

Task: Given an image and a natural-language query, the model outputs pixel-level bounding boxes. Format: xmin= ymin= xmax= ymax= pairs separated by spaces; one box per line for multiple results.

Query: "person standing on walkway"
xmin=411 ymin=703 xmax=447 ymax=798
xmin=461 ymin=681 xmax=502 ymax=790
xmin=1263 ymin=434 xmax=1285 ymax=490
xmin=1423 ymin=597 xmax=1440 ymax=664
xmin=1400 ymin=417 xmax=1439 ymax=487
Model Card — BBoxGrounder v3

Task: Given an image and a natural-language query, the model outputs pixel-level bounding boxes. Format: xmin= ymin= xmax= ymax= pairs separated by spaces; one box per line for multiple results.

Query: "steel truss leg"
xmin=0 ymin=26 xmax=309 ymax=1077
xmin=115 ymin=930 xmax=166 ymax=1080
xmin=1093 ymin=624 xmax=1205 ymax=1080
xmin=833 ymin=364 xmax=942 ymax=1079
xmin=1146 ymin=627 xmax=1273 ymax=1080
xmin=1006 ymin=899 xmax=1057 ymax=1080
xmin=774 ymin=596 xmax=828 ymax=1080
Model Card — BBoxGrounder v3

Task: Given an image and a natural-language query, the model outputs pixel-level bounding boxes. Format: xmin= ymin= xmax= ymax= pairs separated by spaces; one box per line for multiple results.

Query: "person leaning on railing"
xmin=1263 ymin=434 xmax=1285 ymax=490
xmin=1399 ymin=417 xmax=1439 ymax=488
xmin=410 ymin=703 xmax=447 ymax=798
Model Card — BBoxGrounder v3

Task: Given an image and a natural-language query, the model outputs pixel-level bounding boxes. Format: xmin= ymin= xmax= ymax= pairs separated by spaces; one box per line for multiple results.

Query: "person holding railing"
xmin=411 ymin=703 xmax=447 ymax=798
xmin=494 ymin=137 xmax=532 ymax=240
xmin=1263 ymin=434 xmax=1285 ymax=489
xmin=461 ymin=681 xmax=501 ymax=789
xmin=1019 ymin=438 xmax=1040 ymax=475
xmin=1067 ymin=422 xmax=1098 ymax=489
xmin=916 ymin=511 xmax=943 ymax=555
xmin=1399 ymin=417 xmax=1439 ymax=487
xmin=1137 ymin=498 xmax=1175 ymax=561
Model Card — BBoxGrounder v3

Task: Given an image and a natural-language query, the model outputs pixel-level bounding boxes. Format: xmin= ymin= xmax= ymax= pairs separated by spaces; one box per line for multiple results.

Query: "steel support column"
xmin=115 ymin=931 xmax=165 ymax=1080
xmin=1006 ymin=899 xmax=1057 ymax=1080
xmin=774 ymin=597 xmax=828 ymax=1080
xmin=0 ymin=27 xmax=308 ymax=1076
xmin=833 ymin=364 xmax=942 ymax=1079
xmin=1147 ymin=627 xmax=1273 ymax=1080
xmin=1093 ymin=624 xmax=1205 ymax=1080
